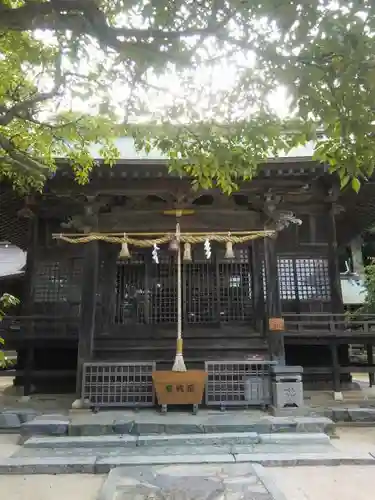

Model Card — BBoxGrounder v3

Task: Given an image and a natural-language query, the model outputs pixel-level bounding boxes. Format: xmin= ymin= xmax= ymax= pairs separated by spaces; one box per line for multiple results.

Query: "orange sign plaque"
xmin=269 ymin=317 xmax=285 ymax=331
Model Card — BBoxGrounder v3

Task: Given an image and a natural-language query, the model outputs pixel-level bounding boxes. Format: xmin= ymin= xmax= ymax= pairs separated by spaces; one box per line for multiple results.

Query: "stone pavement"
xmin=98 ymin=463 xmax=286 ymax=500
xmin=2 ymin=421 xmax=375 ymax=473
xmin=2 ymin=425 xmax=375 ymax=499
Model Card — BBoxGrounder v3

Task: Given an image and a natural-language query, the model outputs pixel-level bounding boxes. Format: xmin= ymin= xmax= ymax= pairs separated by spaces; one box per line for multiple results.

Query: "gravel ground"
xmin=269 ymin=466 xmax=375 ymax=500
xmin=0 ymin=434 xmax=20 ymax=458
xmin=0 ymin=475 xmax=105 ymax=500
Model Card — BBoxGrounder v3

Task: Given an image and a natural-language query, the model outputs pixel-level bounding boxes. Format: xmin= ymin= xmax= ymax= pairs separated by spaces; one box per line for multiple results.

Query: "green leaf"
xmin=340 ymin=175 xmax=350 ymax=188
xmin=0 ymin=0 xmax=374 ymax=193
xmin=351 ymin=177 xmax=361 ymax=193
xmin=0 ymin=351 xmax=5 ymax=368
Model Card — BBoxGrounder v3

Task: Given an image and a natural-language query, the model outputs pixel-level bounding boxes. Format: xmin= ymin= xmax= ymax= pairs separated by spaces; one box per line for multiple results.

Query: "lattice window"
xmin=296 ymin=258 xmax=330 ymax=300
xmin=217 ymin=247 xmax=252 ymax=322
xmin=115 ymin=253 xmax=146 ymax=325
xmin=277 ymin=258 xmax=296 ymax=300
xmin=113 ymin=246 xmax=255 ymax=324
xmin=33 ymin=261 xmax=60 ymax=302
xmin=149 ymin=247 xmax=177 ymax=324
xmin=33 ymin=258 xmax=82 ymax=305
xmin=185 ymin=246 xmax=216 ymax=323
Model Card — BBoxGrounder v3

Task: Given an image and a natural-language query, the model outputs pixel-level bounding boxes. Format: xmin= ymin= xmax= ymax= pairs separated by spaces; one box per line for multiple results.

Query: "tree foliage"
xmin=0 ymin=293 xmax=19 ymax=367
xmin=356 ymin=259 xmax=375 ymax=315
xmin=1 ymin=0 xmax=375 ymax=192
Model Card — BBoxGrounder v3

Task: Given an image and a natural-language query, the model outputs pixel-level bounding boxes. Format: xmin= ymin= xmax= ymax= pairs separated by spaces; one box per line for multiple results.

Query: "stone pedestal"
xmin=271 ymin=365 xmax=304 ymax=409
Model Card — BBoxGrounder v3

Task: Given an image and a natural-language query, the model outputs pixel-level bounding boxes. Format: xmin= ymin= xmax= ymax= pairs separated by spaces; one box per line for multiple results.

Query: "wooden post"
xmin=330 ymin=343 xmax=341 ymax=393
xmin=251 ymin=239 xmax=265 ymax=333
xmin=327 ymin=204 xmax=344 ymax=313
xmin=23 ymin=343 xmax=34 ymax=397
xmin=76 ymin=239 xmax=99 ymax=396
xmin=97 ymin=243 xmax=118 ymax=333
xmin=367 ymin=344 xmax=374 ymax=387
xmin=21 ymin=215 xmax=38 ymax=395
xmin=264 ymin=235 xmax=285 ymax=364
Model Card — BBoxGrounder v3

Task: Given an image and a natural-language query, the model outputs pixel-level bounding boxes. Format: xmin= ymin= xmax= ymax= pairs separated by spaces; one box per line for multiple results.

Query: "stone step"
xmin=0 ymin=448 xmax=374 ymax=474
xmin=16 ymin=414 xmax=334 ymax=437
xmin=16 ymin=442 xmax=336 ymax=458
xmin=23 ymin=432 xmax=331 ymax=449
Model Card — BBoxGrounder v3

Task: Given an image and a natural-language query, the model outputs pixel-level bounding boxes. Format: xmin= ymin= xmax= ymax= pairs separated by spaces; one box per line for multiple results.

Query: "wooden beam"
xmin=23 ymin=344 xmax=34 ymax=397
xmin=327 ymin=203 xmax=344 ymax=313
xmin=96 ymin=243 xmax=118 ymax=334
xmin=76 ymin=235 xmax=99 ymax=395
xmin=20 ymin=215 xmax=38 ymax=395
xmin=264 ymin=235 xmax=285 ymax=363
xmin=367 ymin=344 xmax=374 ymax=387
xmin=251 ymin=239 xmax=265 ymax=333
xmin=330 ymin=343 xmax=341 ymax=392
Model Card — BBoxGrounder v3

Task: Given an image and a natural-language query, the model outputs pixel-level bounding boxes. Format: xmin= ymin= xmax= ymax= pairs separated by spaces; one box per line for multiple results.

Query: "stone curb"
xmin=3 ymin=412 xmax=334 ymax=437
xmin=0 ymin=452 xmax=374 ymax=474
xmin=23 ymin=432 xmax=331 ymax=450
xmin=0 ymin=456 xmax=97 ymax=474
xmin=5 ymin=408 xmax=375 ymax=432
xmin=234 ymin=452 xmax=375 ymax=466
xmin=23 ymin=432 xmax=261 ymax=449
xmin=258 ymin=433 xmax=330 ymax=445
xmin=315 ymin=407 xmax=375 ymax=423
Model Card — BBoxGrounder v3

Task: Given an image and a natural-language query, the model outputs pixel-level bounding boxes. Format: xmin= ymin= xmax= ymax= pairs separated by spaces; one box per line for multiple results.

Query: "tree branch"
xmin=0 ymin=133 xmax=48 ymax=178
xmin=0 ymin=51 xmax=64 ymax=126
xmin=0 ymin=0 xmax=222 ymax=49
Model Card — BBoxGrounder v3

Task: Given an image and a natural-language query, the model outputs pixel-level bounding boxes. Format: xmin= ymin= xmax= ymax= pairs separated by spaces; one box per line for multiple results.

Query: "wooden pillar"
xmin=327 ymin=204 xmax=343 ymax=313
xmin=367 ymin=344 xmax=374 ymax=387
xmin=330 ymin=342 xmax=341 ymax=392
xmin=264 ymin=235 xmax=285 ymax=364
xmin=21 ymin=215 xmax=38 ymax=395
xmin=251 ymin=239 xmax=265 ymax=333
xmin=351 ymin=236 xmax=365 ymax=278
xmin=23 ymin=344 xmax=34 ymax=397
xmin=76 ymin=239 xmax=99 ymax=395
xmin=97 ymin=243 xmax=118 ymax=334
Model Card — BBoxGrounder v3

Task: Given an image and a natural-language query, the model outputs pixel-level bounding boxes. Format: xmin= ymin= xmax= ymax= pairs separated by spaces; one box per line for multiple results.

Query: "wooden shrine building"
xmin=2 ymin=139 xmax=375 ymax=400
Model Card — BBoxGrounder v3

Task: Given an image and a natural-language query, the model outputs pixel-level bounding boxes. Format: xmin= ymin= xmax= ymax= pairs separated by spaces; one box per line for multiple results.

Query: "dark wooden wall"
xmin=30 ymin=210 xmax=336 ymax=318
xmin=12 ymin=196 xmax=342 ymax=380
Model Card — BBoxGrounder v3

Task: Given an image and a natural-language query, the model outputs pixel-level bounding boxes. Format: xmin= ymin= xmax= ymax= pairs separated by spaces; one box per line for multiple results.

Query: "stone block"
xmin=0 ymin=412 xmax=21 ymax=429
xmin=21 ymin=418 xmax=69 ymax=437
xmin=24 ymin=434 xmax=137 ymax=449
xmin=294 ymin=416 xmax=334 ymax=434
xmin=130 ymin=422 xmax=165 ymax=435
xmin=16 ymin=410 xmax=40 ymax=424
xmin=68 ymin=423 xmax=114 ymax=436
xmin=203 ymin=424 xmax=265 ymax=434
xmin=137 ymin=432 xmax=259 ymax=447
xmin=331 ymin=407 xmax=350 ymax=422
xmin=112 ymin=419 xmax=134 ymax=434
xmin=234 ymin=452 xmax=375 ymax=466
xmin=333 ymin=391 xmax=344 ymax=401
xmin=262 ymin=417 xmax=297 ymax=433
xmin=164 ymin=424 xmax=204 ymax=434
xmin=95 ymin=453 xmax=235 ymax=474
xmin=258 ymin=432 xmax=330 ymax=445
xmin=0 ymin=456 xmax=97 ymax=474
xmin=348 ymin=408 xmax=375 ymax=422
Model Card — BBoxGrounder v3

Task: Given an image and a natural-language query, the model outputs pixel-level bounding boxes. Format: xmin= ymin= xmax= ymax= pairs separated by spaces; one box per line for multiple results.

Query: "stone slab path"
xmin=98 ymin=463 xmax=285 ymax=500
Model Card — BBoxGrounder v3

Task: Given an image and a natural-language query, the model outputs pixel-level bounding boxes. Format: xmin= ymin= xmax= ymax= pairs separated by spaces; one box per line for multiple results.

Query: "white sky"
xmin=34 ymin=18 xmax=291 ymax=126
